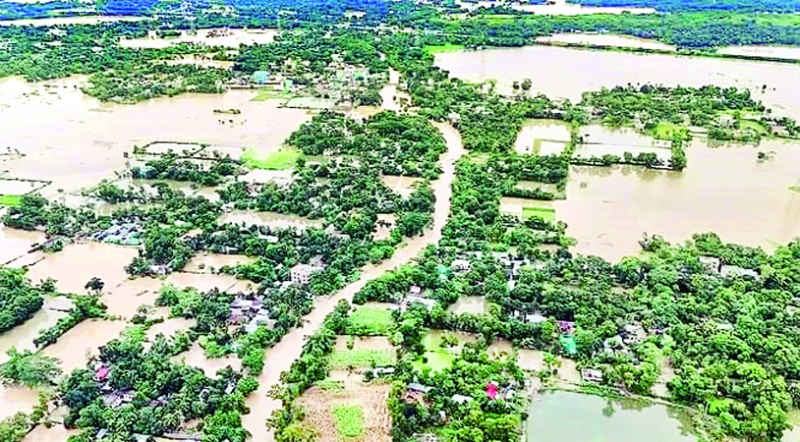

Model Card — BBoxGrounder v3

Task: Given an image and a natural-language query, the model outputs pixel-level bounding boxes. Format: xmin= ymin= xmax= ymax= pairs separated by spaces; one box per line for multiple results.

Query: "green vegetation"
xmin=423 ymin=44 xmax=466 ymax=55
xmin=345 ymin=307 xmax=394 ymax=336
xmin=0 ymin=348 xmax=61 ymax=387
xmin=0 ymin=268 xmax=49 ymax=335
xmin=332 ymin=405 xmax=365 ymax=439
xmin=328 ymin=348 xmax=395 ymax=370
xmin=0 ymin=195 xmax=23 ymax=207
xmin=522 ymin=206 xmax=555 ymax=222
xmin=251 ymin=88 xmax=292 ymax=102
xmin=413 ymin=350 xmax=455 ymax=373
xmin=241 ymin=147 xmax=300 ymax=170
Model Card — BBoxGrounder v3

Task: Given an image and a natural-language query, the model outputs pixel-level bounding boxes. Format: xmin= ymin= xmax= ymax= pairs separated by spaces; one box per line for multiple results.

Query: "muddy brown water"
xmin=535 ymin=33 xmax=675 ymax=51
xmin=0 ymin=76 xmax=311 ymax=194
xmin=241 ymin=122 xmax=463 ymax=441
xmin=120 ymin=28 xmax=278 ymax=49
xmin=0 ymin=227 xmax=45 ymax=265
xmin=555 ymin=139 xmax=800 ymax=261
xmin=25 ymin=243 xmax=138 ymax=295
xmin=434 ymin=45 xmax=800 ymax=120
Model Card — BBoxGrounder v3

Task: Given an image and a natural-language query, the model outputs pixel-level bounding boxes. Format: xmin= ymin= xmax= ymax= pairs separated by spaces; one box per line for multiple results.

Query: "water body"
xmin=241 ymin=122 xmax=463 ymax=441
xmin=120 ymin=28 xmax=278 ymax=49
xmin=514 ymin=119 xmax=571 ymax=155
xmin=0 ymin=15 xmax=147 ymax=27
xmin=434 ymin=45 xmax=800 ymax=120
xmin=25 ymin=243 xmax=138 ymax=295
xmin=447 ymin=296 xmax=490 ymax=315
xmin=171 ymin=341 xmax=242 ymax=376
xmin=220 ymin=210 xmax=324 ymax=230
xmin=0 ymin=227 xmax=44 ymax=265
xmin=455 ymin=0 xmax=655 ymax=15
xmin=41 ymin=318 xmax=127 ymax=374
xmin=0 ymin=297 xmax=73 ymax=364
xmin=527 ymin=391 xmax=696 ymax=442
xmin=718 ymin=45 xmax=800 ymax=62
xmin=184 ymin=254 xmax=255 ymax=273
xmin=555 ymin=139 xmax=800 ymax=261
xmin=0 ymin=76 xmax=310 ymax=193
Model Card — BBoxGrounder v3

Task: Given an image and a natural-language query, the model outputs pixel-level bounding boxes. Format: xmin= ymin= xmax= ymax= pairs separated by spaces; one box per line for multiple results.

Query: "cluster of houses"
xmin=92 ymin=222 xmax=143 ymax=246
xmin=405 ymin=380 xmax=517 ymax=408
xmin=698 ymin=256 xmax=759 ymax=279
xmin=228 ymin=296 xmax=276 ymax=334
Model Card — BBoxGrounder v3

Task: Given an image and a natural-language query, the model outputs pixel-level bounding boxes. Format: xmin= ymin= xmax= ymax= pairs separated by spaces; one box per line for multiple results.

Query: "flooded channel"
xmin=434 ymin=45 xmax=800 ymax=120
xmin=527 ymin=390 xmax=696 ymax=442
xmin=241 ymin=121 xmax=463 ymax=441
xmin=555 ymin=139 xmax=800 ymax=261
xmin=0 ymin=76 xmax=310 ymax=193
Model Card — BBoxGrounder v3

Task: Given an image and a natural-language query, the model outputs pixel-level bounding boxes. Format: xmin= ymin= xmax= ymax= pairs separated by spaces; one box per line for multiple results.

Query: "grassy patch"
xmin=0 ymin=194 xmax=23 ymax=207
xmin=423 ymin=44 xmax=465 ymax=55
xmin=652 ymin=121 xmax=684 ymax=140
xmin=241 ymin=147 xmax=300 ymax=170
xmin=522 ymin=206 xmax=555 ymax=221
xmin=329 ymin=348 xmax=395 ymax=370
xmin=251 ymin=88 xmax=291 ymax=102
xmin=413 ymin=351 xmax=455 ymax=373
xmin=314 ymin=379 xmax=344 ymax=392
xmin=739 ymin=119 xmax=768 ymax=135
xmin=332 ymin=405 xmax=365 ymax=439
xmin=346 ymin=307 xmax=394 ymax=336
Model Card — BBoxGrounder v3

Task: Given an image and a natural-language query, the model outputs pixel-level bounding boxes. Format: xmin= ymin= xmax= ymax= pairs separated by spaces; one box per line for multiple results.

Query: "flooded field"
xmin=535 ymin=33 xmax=675 ymax=51
xmin=455 ymin=0 xmax=655 ymax=15
xmin=0 ymin=297 xmax=73 ymax=363
xmin=447 ymin=296 xmax=490 ymax=315
xmin=42 ymin=319 xmax=127 ymax=373
xmin=146 ymin=317 xmax=195 ymax=341
xmin=24 ymin=424 xmax=79 ymax=442
xmin=500 ymin=197 xmax=556 ymax=221
xmin=0 ymin=15 xmax=147 ymax=27
xmin=221 ymin=210 xmax=324 ymax=230
xmin=184 ymin=254 xmax=255 ymax=273
xmin=0 ymin=385 xmax=41 ymax=420
xmin=0 ymin=76 xmax=310 ymax=193
xmin=555 ymin=139 xmax=800 ymax=261
xmin=434 ymin=45 xmax=800 ymax=120
xmin=164 ymin=272 xmax=251 ymax=294
xmin=103 ymin=278 xmax=163 ymax=319
xmin=528 ymin=390 xmax=696 ymax=442
xmin=0 ymin=227 xmax=44 ymax=265
xmin=381 ymin=175 xmax=424 ymax=198
xmin=717 ymin=45 xmax=800 ymax=61
xmin=514 ymin=119 xmax=571 ymax=155
xmin=25 ymin=243 xmax=137 ymax=294
xmin=120 ymin=28 xmax=279 ymax=49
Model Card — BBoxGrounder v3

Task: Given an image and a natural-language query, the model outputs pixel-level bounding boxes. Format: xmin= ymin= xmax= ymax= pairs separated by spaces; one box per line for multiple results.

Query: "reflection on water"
xmin=0 ymin=76 xmax=310 ymax=193
xmin=556 ymin=139 xmax=800 ymax=261
xmin=527 ymin=391 xmax=696 ymax=442
xmin=435 ymin=45 xmax=800 ymax=121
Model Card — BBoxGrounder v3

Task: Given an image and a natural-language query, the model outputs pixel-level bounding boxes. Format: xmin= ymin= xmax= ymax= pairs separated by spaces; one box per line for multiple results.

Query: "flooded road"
xmin=555 ymin=139 xmax=800 ymax=261
xmin=434 ymin=45 xmax=800 ymax=120
xmin=0 ymin=76 xmax=310 ymax=193
xmin=241 ymin=121 xmax=463 ymax=441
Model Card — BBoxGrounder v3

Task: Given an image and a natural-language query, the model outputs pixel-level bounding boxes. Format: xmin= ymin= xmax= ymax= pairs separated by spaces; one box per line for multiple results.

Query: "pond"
xmin=527 ymin=391 xmax=697 ymax=442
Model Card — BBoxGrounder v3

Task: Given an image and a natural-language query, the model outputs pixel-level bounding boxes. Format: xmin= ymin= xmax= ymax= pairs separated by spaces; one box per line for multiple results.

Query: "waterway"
xmin=240 ymin=121 xmax=463 ymax=441
xmin=434 ymin=45 xmax=800 ymax=120
xmin=0 ymin=76 xmax=310 ymax=193
xmin=526 ymin=390 xmax=696 ymax=442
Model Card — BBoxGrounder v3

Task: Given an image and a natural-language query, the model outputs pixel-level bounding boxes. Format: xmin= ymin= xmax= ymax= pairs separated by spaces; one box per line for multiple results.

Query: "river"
xmin=241 ymin=121 xmax=463 ymax=441
xmin=527 ymin=390 xmax=696 ymax=442
xmin=434 ymin=45 xmax=800 ymax=120
xmin=0 ymin=76 xmax=311 ymax=194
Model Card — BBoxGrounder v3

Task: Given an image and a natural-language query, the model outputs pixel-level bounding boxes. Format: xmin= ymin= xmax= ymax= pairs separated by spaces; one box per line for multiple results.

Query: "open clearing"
xmin=297 ymin=383 xmax=392 ymax=442
xmin=241 ymin=147 xmax=300 ymax=170
xmin=330 ymin=336 xmax=395 ymax=370
xmin=345 ymin=307 xmax=394 ymax=336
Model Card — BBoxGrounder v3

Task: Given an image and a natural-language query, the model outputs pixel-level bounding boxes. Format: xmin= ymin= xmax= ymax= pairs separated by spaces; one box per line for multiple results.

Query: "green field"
xmin=345 ymin=307 xmax=394 ymax=336
xmin=522 ymin=206 xmax=555 ymax=221
xmin=241 ymin=147 xmax=300 ymax=170
xmin=0 ymin=194 xmax=23 ymax=207
xmin=739 ymin=119 xmax=768 ymax=135
xmin=251 ymin=87 xmax=291 ymax=102
xmin=423 ymin=44 xmax=465 ymax=55
xmin=328 ymin=348 xmax=395 ymax=369
xmin=652 ymin=121 xmax=683 ymax=140
xmin=412 ymin=351 xmax=455 ymax=373
xmin=332 ymin=405 xmax=365 ymax=438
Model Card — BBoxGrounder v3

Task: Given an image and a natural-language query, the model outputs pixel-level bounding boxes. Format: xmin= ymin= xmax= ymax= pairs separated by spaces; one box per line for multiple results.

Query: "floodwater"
xmin=555 ymin=139 xmax=800 ymax=261
xmin=0 ymin=76 xmax=310 ymax=193
xmin=0 ymin=384 xmax=40 ymax=420
xmin=0 ymin=297 xmax=73 ymax=363
xmin=526 ymin=391 xmax=696 ymax=442
xmin=575 ymin=126 xmax=672 ymax=161
xmin=500 ymin=197 xmax=554 ymax=219
xmin=25 ymin=243 xmax=137 ymax=295
xmin=241 ymin=121 xmax=463 ymax=441
xmin=184 ymin=254 xmax=256 ymax=273
xmin=434 ymin=45 xmax=800 ymax=120
xmin=447 ymin=296 xmax=490 ymax=315
xmin=0 ymin=15 xmax=146 ymax=27
xmin=164 ymin=272 xmax=250 ymax=294
xmin=784 ymin=409 xmax=800 ymax=442
xmin=381 ymin=176 xmax=423 ymax=198
xmin=220 ymin=210 xmax=324 ymax=230
xmin=334 ymin=335 xmax=393 ymax=350
xmin=120 ymin=28 xmax=279 ymax=49
xmin=535 ymin=33 xmax=675 ymax=51
xmin=103 ymin=278 xmax=163 ymax=319
xmin=171 ymin=341 xmax=242 ymax=376
xmin=514 ymin=119 xmax=571 ymax=155
xmin=455 ymin=0 xmax=655 ymax=15
xmin=146 ymin=317 xmax=195 ymax=342
xmin=41 ymin=318 xmax=127 ymax=374
xmin=718 ymin=45 xmax=800 ymax=61
xmin=23 ymin=424 xmax=79 ymax=442
xmin=0 ymin=227 xmax=44 ymax=265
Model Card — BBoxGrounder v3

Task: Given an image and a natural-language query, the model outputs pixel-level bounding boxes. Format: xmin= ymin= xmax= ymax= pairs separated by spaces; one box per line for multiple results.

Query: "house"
xmin=581 ymin=368 xmax=603 ymax=383
xmin=451 ymin=394 xmax=473 ymax=405
xmin=699 ymin=256 xmax=722 ymax=273
xmin=720 ymin=265 xmax=759 ymax=279
xmin=621 ymin=323 xmax=646 ymax=345
xmin=409 ymin=285 xmax=423 ymax=296
xmin=290 ymin=263 xmax=323 ymax=285
xmin=718 ymin=114 xmax=736 ymax=128
xmin=486 ymin=382 xmax=499 ymax=400
xmin=95 ymin=365 xmax=110 ymax=382
xmin=451 ymin=259 xmax=471 ymax=272
xmin=369 ymin=367 xmax=395 ymax=378
xmin=408 ymin=383 xmax=434 ymax=394
xmin=524 ymin=312 xmax=548 ymax=324
xmin=503 ymin=388 xmax=516 ymax=401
